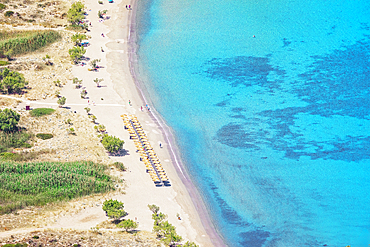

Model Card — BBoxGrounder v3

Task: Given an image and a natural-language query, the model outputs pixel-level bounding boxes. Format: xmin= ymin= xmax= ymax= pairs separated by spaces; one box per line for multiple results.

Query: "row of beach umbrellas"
xmin=121 ymin=114 xmax=169 ymax=184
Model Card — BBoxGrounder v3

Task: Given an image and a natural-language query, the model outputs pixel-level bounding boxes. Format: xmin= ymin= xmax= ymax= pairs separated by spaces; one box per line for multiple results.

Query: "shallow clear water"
xmin=135 ymin=0 xmax=370 ymax=246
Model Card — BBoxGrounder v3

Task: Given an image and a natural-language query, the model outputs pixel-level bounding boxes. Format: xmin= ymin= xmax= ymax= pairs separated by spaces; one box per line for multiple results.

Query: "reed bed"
xmin=0 ymin=30 xmax=61 ymax=56
xmin=0 ymin=161 xmax=114 ymax=214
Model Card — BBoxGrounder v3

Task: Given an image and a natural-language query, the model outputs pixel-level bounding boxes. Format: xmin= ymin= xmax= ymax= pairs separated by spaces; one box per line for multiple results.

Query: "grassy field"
xmin=0 ymin=161 xmax=115 ymax=214
xmin=0 ymin=30 xmax=61 ymax=57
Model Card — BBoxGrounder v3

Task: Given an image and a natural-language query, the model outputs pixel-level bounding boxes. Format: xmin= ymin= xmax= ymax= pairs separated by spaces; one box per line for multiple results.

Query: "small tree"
xmin=69 ymin=46 xmax=86 ymax=64
xmin=55 ymin=90 xmax=60 ymax=97
xmin=93 ymin=78 xmax=103 ymax=87
xmin=94 ymin=124 xmax=105 ymax=132
xmin=183 ymin=241 xmax=199 ymax=247
xmin=89 ymin=114 xmax=97 ymax=123
xmin=153 ymin=221 xmax=176 ymax=238
xmin=84 ymin=107 xmax=91 ymax=114
xmin=73 ymin=77 xmax=82 ymax=88
xmin=67 ymin=1 xmax=85 ymax=25
xmin=102 ymin=199 xmax=127 ymax=221
xmin=161 ymin=231 xmax=182 ymax=246
xmin=90 ymin=59 xmax=101 ymax=70
xmin=80 ymin=89 xmax=87 ymax=98
xmin=98 ymin=9 xmax=107 ymax=18
xmin=71 ymin=33 xmax=87 ymax=46
xmin=0 ymin=68 xmax=27 ymax=94
xmin=54 ymin=79 xmax=62 ymax=87
xmin=148 ymin=204 xmax=160 ymax=214
xmin=101 ymin=134 xmax=124 ymax=153
xmin=4 ymin=49 xmax=13 ymax=61
xmin=0 ymin=108 xmax=20 ymax=132
xmin=117 ymin=219 xmax=138 ymax=232
xmin=57 ymin=96 xmax=66 ymax=107
xmin=152 ymin=212 xmax=167 ymax=226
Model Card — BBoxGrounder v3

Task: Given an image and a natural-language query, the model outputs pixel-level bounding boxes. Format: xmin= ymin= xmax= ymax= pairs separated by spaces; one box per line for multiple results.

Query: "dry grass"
xmin=0 ymin=0 xmax=69 ymax=28
xmin=0 ymin=228 xmax=160 ymax=246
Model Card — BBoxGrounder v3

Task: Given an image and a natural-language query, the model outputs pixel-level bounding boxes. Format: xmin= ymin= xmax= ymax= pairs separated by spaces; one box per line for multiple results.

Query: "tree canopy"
xmin=67 ymin=1 xmax=85 ymax=25
xmin=0 ymin=68 xmax=27 ymax=94
xmin=101 ymin=134 xmax=124 ymax=153
xmin=0 ymin=108 xmax=20 ymax=132
xmin=102 ymin=199 xmax=127 ymax=220
xmin=71 ymin=33 xmax=87 ymax=46
xmin=68 ymin=46 xmax=86 ymax=64
xmin=117 ymin=219 xmax=138 ymax=232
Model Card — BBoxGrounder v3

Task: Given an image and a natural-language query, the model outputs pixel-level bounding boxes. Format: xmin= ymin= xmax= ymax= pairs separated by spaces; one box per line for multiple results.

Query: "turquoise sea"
xmin=133 ymin=0 xmax=370 ymax=246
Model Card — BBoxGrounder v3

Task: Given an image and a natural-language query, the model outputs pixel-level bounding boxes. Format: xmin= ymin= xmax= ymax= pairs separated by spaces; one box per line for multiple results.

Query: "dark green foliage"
xmin=0 ymin=3 xmax=6 ymax=10
xmin=4 ymin=10 xmax=13 ymax=17
xmin=36 ymin=133 xmax=53 ymax=140
xmin=32 ymin=236 xmax=39 ymax=239
xmin=29 ymin=108 xmax=55 ymax=117
xmin=102 ymin=199 xmax=127 ymax=220
xmin=0 ymin=61 xmax=10 ymax=66
xmin=0 ymin=68 xmax=27 ymax=94
xmin=101 ymin=134 xmax=124 ymax=153
xmin=0 ymin=161 xmax=114 ymax=214
xmin=0 ymin=108 xmax=20 ymax=132
xmin=113 ymin=161 xmax=126 ymax=171
xmin=0 ymin=30 xmax=61 ymax=57
xmin=67 ymin=1 xmax=85 ymax=25
xmin=148 ymin=204 xmax=160 ymax=214
xmin=0 ymin=130 xmax=32 ymax=153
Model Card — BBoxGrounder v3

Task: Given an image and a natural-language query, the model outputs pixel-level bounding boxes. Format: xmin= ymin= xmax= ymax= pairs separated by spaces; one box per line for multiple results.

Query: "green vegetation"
xmin=102 ymin=199 xmax=127 ymax=220
xmin=0 ymin=3 xmax=6 ymax=10
xmin=0 ymin=108 xmax=20 ymax=132
xmin=0 ymin=161 xmax=114 ymax=214
xmin=94 ymin=124 xmax=105 ymax=132
xmin=0 ymin=61 xmax=10 ymax=66
xmin=0 ymin=130 xmax=32 ymax=153
xmin=69 ymin=46 xmax=86 ymax=64
xmin=4 ymin=10 xmax=13 ymax=17
xmin=93 ymin=77 xmax=103 ymax=87
xmin=35 ymin=133 xmax=53 ymax=140
xmin=90 ymin=59 xmax=101 ymax=70
xmin=0 ymin=68 xmax=27 ymax=94
xmin=113 ymin=161 xmax=126 ymax=171
xmin=71 ymin=33 xmax=87 ymax=46
xmin=148 ymin=205 xmax=198 ymax=247
xmin=1 ymin=243 xmax=28 ymax=247
xmin=29 ymin=108 xmax=55 ymax=117
xmin=57 ymin=96 xmax=66 ymax=107
xmin=98 ymin=10 xmax=107 ymax=18
xmin=183 ymin=242 xmax=200 ymax=247
xmin=101 ymin=134 xmax=124 ymax=153
xmin=117 ymin=219 xmax=138 ymax=232
xmin=67 ymin=1 xmax=85 ymax=25
xmin=0 ymin=30 xmax=61 ymax=57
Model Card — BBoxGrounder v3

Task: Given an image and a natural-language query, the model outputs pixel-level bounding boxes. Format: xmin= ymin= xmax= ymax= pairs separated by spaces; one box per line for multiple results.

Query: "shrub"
xmin=1 ymin=243 xmax=28 ymax=247
xmin=0 ymin=68 xmax=27 ymax=94
xmin=101 ymin=134 xmax=124 ymax=153
xmin=4 ymin=10 xmax=13 ymax=17
xmin=0 ymin=61 xmax=9 ymax=66
xmin=113 ymin=161 xmax=126 ymax=171
xmin=36 ymin=133 xmax=53 ymax=140
xmin=69 ymin=46 xmax=86 ymax=64
xmin=117 ymin=219 xmax=138 ymax=232
xmin=57 ymin=96 xmax=66 ymax=107
xmin=98 ymin=10 xmax=107 ymax=18
xmin=0 ymin=108 xmax=20 ymax=132
xmin=67 ymin=1 xmax=85 ymax=25
xmin=71 ymin=33 xmax=86 ymax=46
xmin=29 ymin=108 xmax=55 ymax=117
xmin=102 ymin=199 xmax=126 ymax=220
xmin=0 ymin=3 xmax=6 ymax=10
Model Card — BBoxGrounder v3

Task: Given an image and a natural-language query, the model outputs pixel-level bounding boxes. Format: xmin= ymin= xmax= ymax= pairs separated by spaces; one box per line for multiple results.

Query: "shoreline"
xmin=76 ymin=0 xmax=225 ymax=245
xmin=127 ymin=2 xmax=226 ymax=246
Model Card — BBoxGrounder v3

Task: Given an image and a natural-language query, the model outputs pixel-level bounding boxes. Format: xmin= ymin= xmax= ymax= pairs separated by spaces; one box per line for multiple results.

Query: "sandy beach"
xmin=49 ymin=0 xmax=223 ymax=245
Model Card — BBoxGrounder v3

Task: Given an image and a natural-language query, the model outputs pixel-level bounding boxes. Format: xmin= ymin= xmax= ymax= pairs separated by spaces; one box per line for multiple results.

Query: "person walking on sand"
xmin=141 ymin=106 xmax=143 ymax=111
